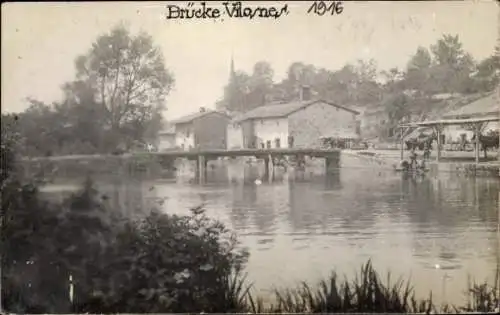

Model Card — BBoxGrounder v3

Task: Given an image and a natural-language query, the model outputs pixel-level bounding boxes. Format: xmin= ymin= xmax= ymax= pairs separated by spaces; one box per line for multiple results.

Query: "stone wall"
xmin=288 ymin=101 xmax=359 ymax=148
xmin=193 ymin=113 xmax=230 ymax=150
xmin=241 ymin=120 xmax=255 ymax=148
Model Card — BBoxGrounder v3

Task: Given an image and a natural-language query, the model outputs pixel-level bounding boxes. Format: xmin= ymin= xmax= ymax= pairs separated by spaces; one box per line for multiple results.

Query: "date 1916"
xmin=307 ymin=1 xmax=344 ymax=16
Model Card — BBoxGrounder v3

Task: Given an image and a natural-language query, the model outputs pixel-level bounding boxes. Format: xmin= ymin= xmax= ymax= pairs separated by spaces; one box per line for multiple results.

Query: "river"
xmin=40 ymin=155 xmax=500 ymax=306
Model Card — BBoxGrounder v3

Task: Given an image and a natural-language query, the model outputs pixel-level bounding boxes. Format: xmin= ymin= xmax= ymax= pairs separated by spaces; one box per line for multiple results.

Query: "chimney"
xmin=300 ymin=85 xmax=312 ymax=101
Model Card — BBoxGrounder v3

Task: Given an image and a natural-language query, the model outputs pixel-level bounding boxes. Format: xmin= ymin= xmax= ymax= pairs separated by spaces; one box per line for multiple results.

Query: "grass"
xmin=227 ymin=260 xmax=499 ymax=314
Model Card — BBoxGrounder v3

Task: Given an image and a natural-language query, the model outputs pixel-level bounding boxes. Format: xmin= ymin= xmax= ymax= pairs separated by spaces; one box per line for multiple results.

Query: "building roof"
xmin=399 ymin=116 xmax=499 ymax=128
xmin=171 ymin=110 xmax=230 ymax=125
xmin=235 ymin=99 xmax=359 ymax=122
xmin=442 ymin=92 xmax=499 ymax=119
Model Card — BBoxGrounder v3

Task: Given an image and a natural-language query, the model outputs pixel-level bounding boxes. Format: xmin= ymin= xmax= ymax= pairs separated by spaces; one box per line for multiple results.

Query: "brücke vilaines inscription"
xmin=165 ymin=1 xmax=290 ymax=20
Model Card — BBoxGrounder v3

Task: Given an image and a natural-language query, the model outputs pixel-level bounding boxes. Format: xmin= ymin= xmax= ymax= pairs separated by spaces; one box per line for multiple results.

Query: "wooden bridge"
xmin=20 ymin=148 xmax=342 ymax=182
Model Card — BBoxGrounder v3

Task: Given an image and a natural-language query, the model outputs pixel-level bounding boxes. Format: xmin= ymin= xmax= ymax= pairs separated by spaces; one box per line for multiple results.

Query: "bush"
xmin=72 ymin=205 xmax=249 ymax=313
xmin=1 ymin=177 xmax=249 ymax=313
xmin=1 ymin=122 xmax=250 ymax=313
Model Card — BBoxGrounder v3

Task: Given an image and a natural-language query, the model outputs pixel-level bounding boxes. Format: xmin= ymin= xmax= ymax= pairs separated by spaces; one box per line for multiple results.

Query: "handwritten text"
xmin=165 ymin=2 xmax=289 ymax=20
xmin=307 ymin=1 xmax=344 ymax=16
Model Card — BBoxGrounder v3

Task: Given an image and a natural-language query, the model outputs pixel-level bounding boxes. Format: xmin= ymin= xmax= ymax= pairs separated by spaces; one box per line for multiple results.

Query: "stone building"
xmin=172 ymin=108 xmax=230 ymax=151
xmin=231 ymin=87 xmax=360 ymax=149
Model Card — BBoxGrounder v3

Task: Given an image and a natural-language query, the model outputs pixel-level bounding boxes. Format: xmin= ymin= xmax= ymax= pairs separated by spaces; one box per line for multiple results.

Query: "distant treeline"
xmin=5 ymin=26 xmax=499 ymax=157
xmin=218 ymin=34 xmax=499 ymax=138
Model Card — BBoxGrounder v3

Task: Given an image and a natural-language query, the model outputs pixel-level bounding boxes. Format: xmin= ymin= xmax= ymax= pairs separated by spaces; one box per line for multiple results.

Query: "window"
xmin=266 ymin=140 xmax=271 ymax=149
xmin=275 ymin=138 xmax=281 ymax=148
xmin=260 ymin=120 xmax=264 ymax=125
xmin=276 ymin=121 xmax=280 ymax=126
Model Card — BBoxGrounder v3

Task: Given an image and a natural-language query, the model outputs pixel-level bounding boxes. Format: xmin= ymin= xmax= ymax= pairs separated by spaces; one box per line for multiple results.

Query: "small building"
xmin=171 ymin=108 xmax=230 ymax=151
xmin=157 ymin=124 xmax=176 ymax=151
xmin=399 ymin=91 xmax=499 ymax=163
xmin=441 ymin=92 xmax=499 ymax=143
xmin=233 ymin=87 xmax=360 ymax=149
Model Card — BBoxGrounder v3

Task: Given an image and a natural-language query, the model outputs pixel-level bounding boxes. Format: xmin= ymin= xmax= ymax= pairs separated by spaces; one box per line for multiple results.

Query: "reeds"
xmin=226 ymin=260 xmax=499 ymax=314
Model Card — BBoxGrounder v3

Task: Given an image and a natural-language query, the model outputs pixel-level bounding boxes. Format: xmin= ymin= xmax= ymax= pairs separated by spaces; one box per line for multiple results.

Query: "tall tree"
xmin=281 ymin=62 xmax=317 ymax=101
xmin=429 ymin=34 xmax=475 ymax=93
xmin=221 ymin=70 xmax=251 ymax=112
xmin=381 ymin=67 xmax=404 ymax=93
xmin=471 ymin=45 xmax=500 ymax=92
xmin=247 ymin=61 xmax=274 ymax=108
xmin=383 ymin=92 xmax=411 ymax=138
xmin=355 ymin=59 xmax=378 ymax=82
xmin=404 ymin=47 xmax=432 ymax=94
xmin=72 ymin=24 xmax=175 ymax=148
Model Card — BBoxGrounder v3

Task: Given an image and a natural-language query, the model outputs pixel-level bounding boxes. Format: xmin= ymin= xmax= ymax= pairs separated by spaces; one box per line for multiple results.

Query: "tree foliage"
xmin=74 ymin=25 xmax=174 ymax=136
xmin=9 ymin=24 xmax=175 ymax=157
xmin=217 ymin=34 xmax=498 ymax=138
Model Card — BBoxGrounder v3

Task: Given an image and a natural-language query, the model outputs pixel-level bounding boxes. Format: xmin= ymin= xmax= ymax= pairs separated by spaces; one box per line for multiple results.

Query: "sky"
xmin=2 ymin=1 xmax=499 ymax=121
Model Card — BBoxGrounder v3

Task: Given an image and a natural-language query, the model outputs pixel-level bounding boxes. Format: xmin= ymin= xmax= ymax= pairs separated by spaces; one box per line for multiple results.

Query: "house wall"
xmin=252 ymin=118 xmax=289 ymax=149
xmin=175 ymin=123 xmax=195 ymax=151
xmin=241 ymin=121 xmax=255 ymax=148
xmin=193 ymin=113 xmax=229 ymax=149
xmin=226 ymin=122 xmax=243 ymax=149
xmin=288 ymin=101 xmax=359 ymax=148
xmin=158 ymin=134 xmax=176 ymax=151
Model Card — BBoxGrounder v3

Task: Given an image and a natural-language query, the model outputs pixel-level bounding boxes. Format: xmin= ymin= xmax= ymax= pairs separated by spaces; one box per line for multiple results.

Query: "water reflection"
xmin=41 ymin=158 xmax=500 ymax=306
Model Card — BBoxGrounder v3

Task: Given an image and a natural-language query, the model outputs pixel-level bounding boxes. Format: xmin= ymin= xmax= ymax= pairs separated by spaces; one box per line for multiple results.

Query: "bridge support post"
xmin=263 ymin=155 xmax=273 ymax=181
xmin=196 ymin=155 xmax=207 ymax=183
xmin=435 ymin=125 xmax=443 ymax=163
xmin=400 ymin=128 xmax=404 ymax=161
xmin=436 ymin=128 xmax=441 ymax=162
xmin=474 ymin=123 xmax=481 ymax=164
xmin=325 ymin=153 xmax=340 ymax=173
xmin=296 ymin=154 xmax=306 ymax=171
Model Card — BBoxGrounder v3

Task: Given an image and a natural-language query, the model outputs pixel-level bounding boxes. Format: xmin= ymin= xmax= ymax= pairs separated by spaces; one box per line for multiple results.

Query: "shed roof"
xmin=171 ymin=110 xmax=230 ymax=125
xmin=399 ymin=116 xmax=499 ymax=128
xmin=235 ymin=99 xmax=359 ymax=122
xmin=442 ymin=92 xmax=499 ymax=119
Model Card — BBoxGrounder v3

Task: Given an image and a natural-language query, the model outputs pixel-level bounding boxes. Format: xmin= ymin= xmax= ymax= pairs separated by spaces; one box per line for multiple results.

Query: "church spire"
xmin=230 ymin=52 xmax=236 ymax=80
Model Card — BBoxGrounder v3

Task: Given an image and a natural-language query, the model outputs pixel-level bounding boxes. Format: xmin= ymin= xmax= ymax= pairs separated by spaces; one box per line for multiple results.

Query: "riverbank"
xmin=346 ymin=149 xmax=500 ymax=177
